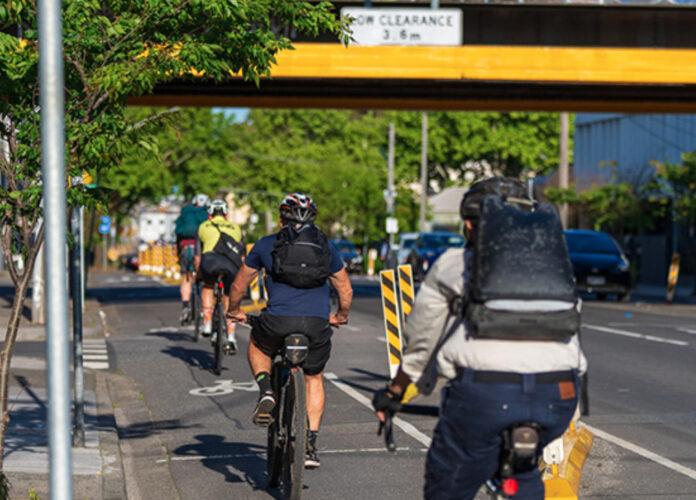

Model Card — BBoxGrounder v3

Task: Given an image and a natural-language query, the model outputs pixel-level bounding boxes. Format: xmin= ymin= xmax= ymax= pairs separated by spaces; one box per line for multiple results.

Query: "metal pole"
xmin=38 ymin=0 xmax=73 ymax=496
xmin=102 ymin=233 xmax=107 ymax=270
xmin=559 ymin=112 xmax=570 ymax=228
xmin=419 ymin=112 xmax=428 ymax=233
xmin=71 ymin=208 xmax=85 ymax=447
xmin=31 ymin=238 xmax=45 ymax=325
xmin=387 ymin=122 xmax=396 ymax=256
xmin=79 ymin=206 xmax=85 ymax=311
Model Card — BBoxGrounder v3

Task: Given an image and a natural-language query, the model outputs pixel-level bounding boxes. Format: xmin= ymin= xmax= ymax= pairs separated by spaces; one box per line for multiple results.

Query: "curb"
xmin=95 ymin=371 xmax=127 ymax=499
xmin=542 ymin=422 xmax=595 ymax=499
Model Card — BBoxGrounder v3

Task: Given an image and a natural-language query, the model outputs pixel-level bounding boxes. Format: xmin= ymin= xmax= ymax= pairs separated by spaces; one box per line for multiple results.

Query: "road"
xmin=82 ymin=273 xmax=696 ymax=498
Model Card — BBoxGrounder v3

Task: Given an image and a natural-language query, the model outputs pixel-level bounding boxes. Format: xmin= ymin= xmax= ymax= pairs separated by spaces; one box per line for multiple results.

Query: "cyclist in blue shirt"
xmin=227 ymin=193 xmax=353 ymax=470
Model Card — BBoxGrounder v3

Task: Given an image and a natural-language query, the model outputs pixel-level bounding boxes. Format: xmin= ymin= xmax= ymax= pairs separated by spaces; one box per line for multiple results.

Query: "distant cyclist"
xmin=227 ymin=193 xmax=353 ymax=470
xmin=175 ymin=194 xmax=209 ymax=323
xmin=194 ymin=199 xmax=245 ymax=354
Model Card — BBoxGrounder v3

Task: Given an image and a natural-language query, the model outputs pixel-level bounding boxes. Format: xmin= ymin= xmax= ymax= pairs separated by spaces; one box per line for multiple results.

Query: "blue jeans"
xmin=424 ymin=369 xmax=579 ymax=500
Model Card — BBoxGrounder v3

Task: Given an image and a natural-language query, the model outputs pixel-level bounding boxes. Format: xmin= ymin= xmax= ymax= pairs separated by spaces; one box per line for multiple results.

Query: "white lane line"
xmin=583 ymin=423 xmax=696 ymax=481
xmin=156 ymin=447 xmax=415 ymax=463
xmin=325 ymin=372 xmax=432 ymax=448
xmin=583 ymin=324 xmax=688 ymax=346
xmin=677 ymin=327 xmax=696 ymax=335
xmin=84 ymin=355 xmax=108 ymax=361
xmin=375 ymin=337 xmax=386 ymax=343
xmin=84 ymin=362 xmax=109 ymax=370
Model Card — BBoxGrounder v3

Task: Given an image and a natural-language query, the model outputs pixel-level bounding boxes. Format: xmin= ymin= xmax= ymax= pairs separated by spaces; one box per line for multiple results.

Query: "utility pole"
xmin=419 ymin=112 xmax=428 ymax=233
xmin=38 ymin=0 xmax=73 ymax=496
xmin=559 ymin=112 xmax=570 ymax=228
xmin=387 ymin=122 xmax=395 ymax=252
xmin=71 ymin=207 xmax=85 ymax=447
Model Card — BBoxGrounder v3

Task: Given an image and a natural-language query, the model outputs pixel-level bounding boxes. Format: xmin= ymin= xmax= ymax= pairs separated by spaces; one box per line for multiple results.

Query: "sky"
xmin=212 ymin=107 xmax=250 ymax=123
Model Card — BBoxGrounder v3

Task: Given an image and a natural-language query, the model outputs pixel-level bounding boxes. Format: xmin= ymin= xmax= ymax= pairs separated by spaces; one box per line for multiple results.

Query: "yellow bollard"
xmin=367 ymin=248 xmax=377 ymax=276
xmin=666 ymin=253 xmax=680 ymax=304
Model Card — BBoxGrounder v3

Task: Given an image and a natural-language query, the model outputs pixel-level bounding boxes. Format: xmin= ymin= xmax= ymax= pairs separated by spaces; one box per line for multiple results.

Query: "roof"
xmin=428 ymin=186 xmax=468 ymax=214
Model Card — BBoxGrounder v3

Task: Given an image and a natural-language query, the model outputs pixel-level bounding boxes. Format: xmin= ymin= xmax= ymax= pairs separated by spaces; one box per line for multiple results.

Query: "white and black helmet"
xmin=192 ymin=193 xmax=210 ymax=207
xmin=207 ymin=199 xmax=228 ymax=216
xmin=279 ymin=193 xmax=317 ymax=223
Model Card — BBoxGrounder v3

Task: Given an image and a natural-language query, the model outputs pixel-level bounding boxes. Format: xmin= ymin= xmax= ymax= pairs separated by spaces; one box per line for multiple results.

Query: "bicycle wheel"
xmin=267 ymin=363 xmax=283 ymax=488
xmin=192 ymin=285 xmax=201 ymax=342
xmin=213 ymin=301 xmax=225 ymax=375
xmin=282 ymin=368 xmax=306 ymax=500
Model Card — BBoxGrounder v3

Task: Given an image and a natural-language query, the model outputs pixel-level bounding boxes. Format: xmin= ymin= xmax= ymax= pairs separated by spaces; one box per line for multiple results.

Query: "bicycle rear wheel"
xmin=267 ymin=363 xmax=283 ymax=487
xmin=192 ymin=284 xmax=201 ymax=342
xmin=282 ymin=368 xmax=306 ymax=500
xmin=213 ymin=301 xmax=225 ymax=375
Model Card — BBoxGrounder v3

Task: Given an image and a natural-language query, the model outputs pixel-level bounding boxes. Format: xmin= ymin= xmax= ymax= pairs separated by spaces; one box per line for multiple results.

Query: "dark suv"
xmin=409 ymin=232 xmax=466 ymax=281
xmin=564 ymin=229 xmax=631 ymax=301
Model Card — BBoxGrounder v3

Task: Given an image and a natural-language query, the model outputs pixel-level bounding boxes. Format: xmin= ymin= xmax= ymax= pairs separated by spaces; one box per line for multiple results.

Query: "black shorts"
xmin=251 ymin=313 xmax=333 ymax=376
xmin=200 ymin=252 xmax=239 ymax=294
xmin=178 ymin=244 xmax=196 ymax=272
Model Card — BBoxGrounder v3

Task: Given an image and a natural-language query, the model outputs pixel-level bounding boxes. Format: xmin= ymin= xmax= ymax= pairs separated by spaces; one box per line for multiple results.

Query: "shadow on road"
xmin=172 ymin=435 xmax=282 ymax=498
xmin=146 ymin=330 xmax=196 ymax=343
xmin=117 ymin=418 xmax=199 ymax=440
xmin=160 ymin=345 xmax=220 ymax=373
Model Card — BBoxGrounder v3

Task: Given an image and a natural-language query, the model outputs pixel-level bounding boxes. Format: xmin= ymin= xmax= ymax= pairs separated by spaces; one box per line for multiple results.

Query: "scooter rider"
xmin=372 ymin=177 xmax=587 ymax=500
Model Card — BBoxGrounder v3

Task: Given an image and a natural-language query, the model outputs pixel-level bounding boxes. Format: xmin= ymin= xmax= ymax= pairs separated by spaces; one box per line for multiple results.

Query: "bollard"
xmin=368 ymin=248 xmax=377 ymax=276
xmin=379 ymin=269 xmax=404 ymax=380
xmin=666 ymin=253 xmax=680 ymax=304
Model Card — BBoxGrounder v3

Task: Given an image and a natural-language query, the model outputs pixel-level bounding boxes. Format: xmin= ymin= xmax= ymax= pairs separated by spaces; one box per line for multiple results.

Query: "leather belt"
xmin=459 ymin=369 xmax=574 ymax=384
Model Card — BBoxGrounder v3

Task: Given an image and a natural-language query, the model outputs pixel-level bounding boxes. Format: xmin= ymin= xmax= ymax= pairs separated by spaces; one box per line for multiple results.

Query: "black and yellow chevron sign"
xmin=380 ymin=269 xmax=403 ymax=379
xmin=398 ymin=264 xmax=415 ymax=324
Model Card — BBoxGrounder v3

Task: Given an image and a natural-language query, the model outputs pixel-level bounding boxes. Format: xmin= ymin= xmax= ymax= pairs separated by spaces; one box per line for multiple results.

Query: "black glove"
xmin=372 ymin=387 xmax=403 ymax=414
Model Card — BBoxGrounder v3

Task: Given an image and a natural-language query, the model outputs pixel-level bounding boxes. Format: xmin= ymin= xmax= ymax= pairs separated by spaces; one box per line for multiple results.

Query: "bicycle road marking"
xmin=324 ymin=372 xmax=432 ymax=448
xmin=583 ymin=423 xmax=696 ymax=481
xmin=583 ymin=324 xmax=688 ymax=346
xmin=156 ymin=447 xmax=416 ymax=463
xmin=189 ymin=380 xmax=258 ymax=397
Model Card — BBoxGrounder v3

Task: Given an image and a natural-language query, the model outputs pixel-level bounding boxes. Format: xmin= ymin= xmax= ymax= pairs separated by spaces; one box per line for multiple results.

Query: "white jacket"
xmin=401 ymin=248 xmax=588 ymax=395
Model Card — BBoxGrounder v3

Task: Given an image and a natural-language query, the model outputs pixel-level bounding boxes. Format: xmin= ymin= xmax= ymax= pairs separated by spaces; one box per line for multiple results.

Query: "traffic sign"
xmin=386 ymin=217 xmax=399 ymax=234
xmin=99 ymin=215 xmax=111 ymax=235
xmin=341 ymin=8 xmax=463 ymax=47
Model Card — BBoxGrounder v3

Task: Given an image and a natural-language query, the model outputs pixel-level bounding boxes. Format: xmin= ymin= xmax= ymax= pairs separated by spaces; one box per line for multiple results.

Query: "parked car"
xmin=330 ymin=239 xmax=363 ymax=273
xmin=118 ymin=252 xmax=139 ymax=271
xmin=564 ymin=229 xmax=631 ymax=301
xmin=397 ymin=232 xmax=419 ymax=265
xmin=408 ymin=232 xmax=466 ymax=281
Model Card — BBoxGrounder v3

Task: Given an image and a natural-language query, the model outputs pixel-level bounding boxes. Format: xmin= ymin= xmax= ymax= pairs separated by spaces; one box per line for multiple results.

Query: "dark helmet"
xmin=460 ymin=176 xmax=533 ymax=220
xmin=279 ymin=193 xmax=317 ymax=223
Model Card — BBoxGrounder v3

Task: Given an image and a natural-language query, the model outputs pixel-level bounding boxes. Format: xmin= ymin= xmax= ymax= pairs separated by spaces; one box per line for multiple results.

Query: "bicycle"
xmin=210 ymin=274 xmax=227 ymax=375
xmin=378 ymin=408 xmax=539 ymax=499
xmin=247 ymin=315 xmax=309 ymax=500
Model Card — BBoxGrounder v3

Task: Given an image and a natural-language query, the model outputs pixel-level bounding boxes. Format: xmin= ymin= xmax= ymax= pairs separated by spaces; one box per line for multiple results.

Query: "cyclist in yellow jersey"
xmin=194 ymin=199 xmax=245 ymax=353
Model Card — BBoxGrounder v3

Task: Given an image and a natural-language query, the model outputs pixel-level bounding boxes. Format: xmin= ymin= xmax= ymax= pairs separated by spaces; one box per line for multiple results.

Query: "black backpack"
xmin=210 ymin=221 xmax=245 ymax=272
xmin=271 ymin=224 xmax=331 ymax=289
xmin=465 ymin=195 xmax=580 ymax=342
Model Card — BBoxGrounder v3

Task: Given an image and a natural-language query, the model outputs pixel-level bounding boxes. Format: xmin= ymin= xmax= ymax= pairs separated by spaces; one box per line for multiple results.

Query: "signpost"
xmin=341 ymin=8 xmax=462 ymax=46
xmin=99 ymin=215 xmax=111 ymax=270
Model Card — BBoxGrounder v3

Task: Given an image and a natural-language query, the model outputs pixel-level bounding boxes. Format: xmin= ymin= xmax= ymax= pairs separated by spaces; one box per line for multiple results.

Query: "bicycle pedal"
xmin=253 ymin=414 xmax=274 ymax=426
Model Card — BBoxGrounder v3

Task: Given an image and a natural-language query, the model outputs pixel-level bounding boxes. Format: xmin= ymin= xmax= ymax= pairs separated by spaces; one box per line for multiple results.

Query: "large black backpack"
xmin=209 ymin=221 xmax=245 ymax=272
xmin=465 ymin=195 xmax=580 ymax=342
xmin=271 ymin=224 xmax=331 ymax=289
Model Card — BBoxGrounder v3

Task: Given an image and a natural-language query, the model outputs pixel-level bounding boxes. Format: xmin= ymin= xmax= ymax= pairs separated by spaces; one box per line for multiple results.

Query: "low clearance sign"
xmin=341 ymin=8 xmax=463 ymax=46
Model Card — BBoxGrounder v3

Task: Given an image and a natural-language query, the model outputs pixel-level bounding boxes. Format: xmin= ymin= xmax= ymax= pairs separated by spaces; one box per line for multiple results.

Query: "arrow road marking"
xmin=583 ymin=324 xmax=688 ymax=346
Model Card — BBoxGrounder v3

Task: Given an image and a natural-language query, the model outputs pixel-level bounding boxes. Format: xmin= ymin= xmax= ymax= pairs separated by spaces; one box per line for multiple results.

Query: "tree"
xmin=652 ymin=152 xmax=696 ymax=292
xmin=0 ymin=0 xmax=345 ymax=485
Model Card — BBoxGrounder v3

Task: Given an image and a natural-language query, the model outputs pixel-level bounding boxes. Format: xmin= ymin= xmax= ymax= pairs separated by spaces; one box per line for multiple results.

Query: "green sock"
xmin=255 ymin=372 xmax=272 ymax=394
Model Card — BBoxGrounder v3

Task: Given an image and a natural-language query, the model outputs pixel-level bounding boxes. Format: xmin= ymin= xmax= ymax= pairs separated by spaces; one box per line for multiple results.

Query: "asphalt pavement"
xmin=2 ymin=270 xmax=696 ymax=499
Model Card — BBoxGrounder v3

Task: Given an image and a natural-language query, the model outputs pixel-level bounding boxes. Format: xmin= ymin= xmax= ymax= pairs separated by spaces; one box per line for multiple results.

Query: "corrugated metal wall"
xmin=574 ymin=113 xmax=696 ymax=190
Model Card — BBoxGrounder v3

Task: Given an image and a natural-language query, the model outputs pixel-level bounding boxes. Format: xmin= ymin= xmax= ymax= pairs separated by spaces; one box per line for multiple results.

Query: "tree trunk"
xmin=0 ymin=231 xmax=43 ymax=474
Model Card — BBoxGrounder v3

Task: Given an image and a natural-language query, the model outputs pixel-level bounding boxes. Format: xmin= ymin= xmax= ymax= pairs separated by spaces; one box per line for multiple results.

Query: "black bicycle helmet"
xmin=279 ymin=193 xmax=317 ymax=223
xmin=460 ymin=176 xmax=533 ymax=220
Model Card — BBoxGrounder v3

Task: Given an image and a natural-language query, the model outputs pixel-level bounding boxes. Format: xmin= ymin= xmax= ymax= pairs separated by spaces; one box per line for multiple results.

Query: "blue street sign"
xmin=99 ymin=215 xmax=111 ymax=226
xmin=98 ymin=224 xmax=110 ymax=235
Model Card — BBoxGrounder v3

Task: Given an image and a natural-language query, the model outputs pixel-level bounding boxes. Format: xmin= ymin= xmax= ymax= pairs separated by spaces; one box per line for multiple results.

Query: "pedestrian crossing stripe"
xmin=83 ymin=339 xmax=109 ymax=370
xmin=397 ymin=264 xmax=415 ymax=324
xmin=380 ymin=270 xmax=403 ymax=380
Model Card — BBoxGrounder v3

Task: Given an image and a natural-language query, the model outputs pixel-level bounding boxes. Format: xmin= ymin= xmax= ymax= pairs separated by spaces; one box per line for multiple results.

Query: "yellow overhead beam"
xmin=272 ymin=43 xmax=696 ymax=85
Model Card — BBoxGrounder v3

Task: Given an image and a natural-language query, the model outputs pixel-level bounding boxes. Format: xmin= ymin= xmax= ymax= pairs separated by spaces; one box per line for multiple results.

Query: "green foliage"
xmin=0 ymin=0 xmax=345 ymax=276
xmin=545 ymin=182 xmax=666 ymax=234
xmin=651 ymin=152 xmax=696 ymax=224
